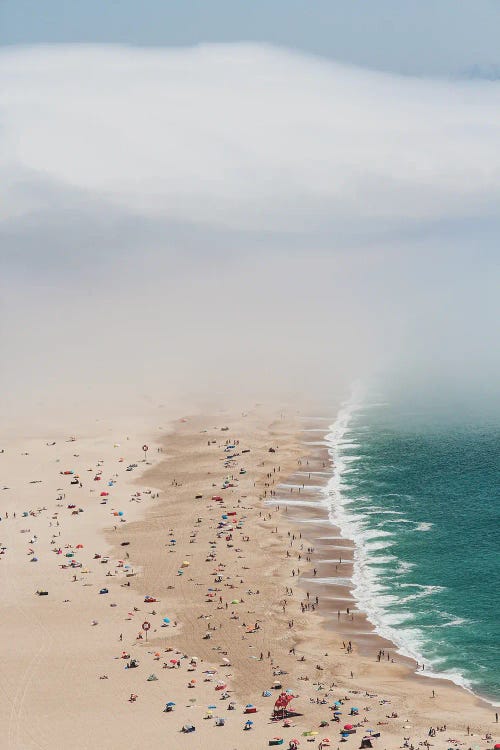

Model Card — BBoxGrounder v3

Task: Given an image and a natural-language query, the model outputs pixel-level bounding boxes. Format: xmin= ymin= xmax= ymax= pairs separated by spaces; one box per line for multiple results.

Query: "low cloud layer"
xmin=1 ymin=44 xmax=499 ymax=424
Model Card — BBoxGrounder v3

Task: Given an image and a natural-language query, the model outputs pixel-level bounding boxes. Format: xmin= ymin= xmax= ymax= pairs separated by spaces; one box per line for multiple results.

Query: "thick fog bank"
xmin=1 ymin=44 xmax=498 ymax=424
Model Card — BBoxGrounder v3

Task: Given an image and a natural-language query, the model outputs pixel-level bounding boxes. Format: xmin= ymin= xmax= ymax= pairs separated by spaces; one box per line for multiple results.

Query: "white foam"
xmin=320 ymin=389 xmax=481 ymax=701
xmin=415 ymin=521 xmax=433 ymax=532
xmin=398 ymin=585 xmax=445 ymax=604
xmin=397 ymin=560 xmax=416 ymax=574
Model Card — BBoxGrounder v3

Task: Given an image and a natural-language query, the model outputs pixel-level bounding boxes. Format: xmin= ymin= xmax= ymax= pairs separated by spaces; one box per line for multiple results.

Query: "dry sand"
xmin=0 ymin=403 xmax=497 ymax=750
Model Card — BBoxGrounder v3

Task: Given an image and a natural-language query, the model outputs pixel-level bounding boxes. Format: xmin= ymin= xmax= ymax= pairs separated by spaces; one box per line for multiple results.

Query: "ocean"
xmin=325 ymin=389 xmax=500 ymax=704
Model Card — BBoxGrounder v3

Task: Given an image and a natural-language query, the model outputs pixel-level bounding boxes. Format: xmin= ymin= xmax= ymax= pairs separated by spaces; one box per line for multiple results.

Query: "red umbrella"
xmin=76 ymin=544 xmax=83 ymax=549
xmin=100 ymin=491 xmax=109 ymax=496
xmin=344 ymin=724 xmax=353 ymax=730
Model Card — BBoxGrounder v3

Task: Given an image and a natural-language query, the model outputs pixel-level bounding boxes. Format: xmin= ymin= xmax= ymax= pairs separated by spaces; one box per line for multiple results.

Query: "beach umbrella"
xmin=231 ymin=599 xmax=239 ymax=604
xmin=494 ymin=745 xmax=500 ymax=749
xmin=344 ymin=724 xmax=354 ymax=730
xmin=76 ymin=544 xmax=83 ymax=549
xmin=208 ymin=705 xmax=216 ymax=709
xmin=163 ymin=617 xmax=171 ymax=624
xmin=166 ymin=701 xmax=175 ymax=707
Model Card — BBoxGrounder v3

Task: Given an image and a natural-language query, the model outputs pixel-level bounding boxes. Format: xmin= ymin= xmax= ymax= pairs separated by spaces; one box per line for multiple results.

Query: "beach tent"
xmin=274 ymin=692 xmax=295 ymax=719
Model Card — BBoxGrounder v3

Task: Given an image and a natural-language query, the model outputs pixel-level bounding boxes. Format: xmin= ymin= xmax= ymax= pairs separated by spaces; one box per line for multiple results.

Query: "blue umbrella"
xmin=166 ymin=701 xmax=176 ymax=706
xmin=163 ymin=617 xmax=170 ymax=623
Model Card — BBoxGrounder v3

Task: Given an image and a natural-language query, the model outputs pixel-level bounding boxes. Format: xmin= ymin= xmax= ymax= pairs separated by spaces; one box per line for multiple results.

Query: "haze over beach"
xmin=0 ymin=3 xmax=499 ymax=749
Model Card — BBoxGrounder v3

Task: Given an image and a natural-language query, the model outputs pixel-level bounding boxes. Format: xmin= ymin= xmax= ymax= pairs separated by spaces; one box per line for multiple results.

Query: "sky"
xmin=0 ymin=6 xmax=499 ymax=425
xmin=1 ymin=0 xmax=500 ymax=77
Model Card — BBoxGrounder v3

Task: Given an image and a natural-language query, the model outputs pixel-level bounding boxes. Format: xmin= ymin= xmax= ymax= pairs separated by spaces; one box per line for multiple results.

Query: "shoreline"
xmin=275 ymin=417 xmax=499 ymax=711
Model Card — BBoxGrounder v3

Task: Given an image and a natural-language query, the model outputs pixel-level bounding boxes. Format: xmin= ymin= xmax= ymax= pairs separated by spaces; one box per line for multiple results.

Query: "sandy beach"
xmin=0 ymin=403 xmax=498 ymax=750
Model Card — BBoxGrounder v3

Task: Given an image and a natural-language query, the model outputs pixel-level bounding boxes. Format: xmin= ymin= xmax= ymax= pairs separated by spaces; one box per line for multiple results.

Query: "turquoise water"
xmin=325 ymin=393 xmax=500 ymax=704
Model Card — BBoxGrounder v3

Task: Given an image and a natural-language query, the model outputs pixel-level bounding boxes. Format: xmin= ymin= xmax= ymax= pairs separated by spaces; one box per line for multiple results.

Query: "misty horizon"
xmin=1 ymin=43 xmax=499 ymax=425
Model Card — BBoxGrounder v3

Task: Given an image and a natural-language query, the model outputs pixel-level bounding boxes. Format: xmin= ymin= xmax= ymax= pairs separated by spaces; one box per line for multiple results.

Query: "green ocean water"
xmin=326 ymin=393 xmax=500 ymax=703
